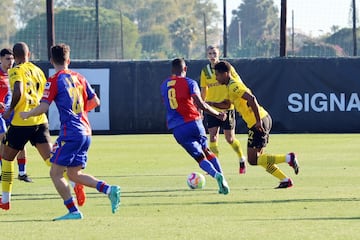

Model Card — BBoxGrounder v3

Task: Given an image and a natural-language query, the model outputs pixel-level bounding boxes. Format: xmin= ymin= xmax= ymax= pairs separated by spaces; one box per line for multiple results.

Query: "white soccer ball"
xmin=187 ymin=172 xmax=206 ymax=189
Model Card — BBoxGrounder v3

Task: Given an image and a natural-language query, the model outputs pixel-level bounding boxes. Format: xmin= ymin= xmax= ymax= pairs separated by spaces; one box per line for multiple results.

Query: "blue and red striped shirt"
xmin=41 ymin=69 xmax=96 ymax=136
xmin=161 ymin=75 xmax=201 ymax=130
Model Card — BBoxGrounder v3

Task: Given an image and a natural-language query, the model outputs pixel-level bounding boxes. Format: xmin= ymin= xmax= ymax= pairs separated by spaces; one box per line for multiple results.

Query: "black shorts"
xmin=204 ymin=109 xmax=236 ymax=130
xmin=2 ymin=123 xmax=51 ymax=150
xmin=247 ymin=114 xmax=272 ymax=149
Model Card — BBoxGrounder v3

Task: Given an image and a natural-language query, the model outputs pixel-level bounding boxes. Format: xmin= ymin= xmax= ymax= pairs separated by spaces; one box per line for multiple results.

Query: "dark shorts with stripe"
xmin=247 ymin=114 xmax=272 ymax=149
xmin=2 ymin=123 xmax=51 ymax=150
xmin=204 ymin=109 xmax=236 ymax=130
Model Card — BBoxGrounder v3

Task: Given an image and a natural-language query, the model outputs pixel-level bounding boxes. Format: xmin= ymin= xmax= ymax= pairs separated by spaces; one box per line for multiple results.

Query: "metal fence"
xmin=4 ymin=0 xmax=360 ymax=60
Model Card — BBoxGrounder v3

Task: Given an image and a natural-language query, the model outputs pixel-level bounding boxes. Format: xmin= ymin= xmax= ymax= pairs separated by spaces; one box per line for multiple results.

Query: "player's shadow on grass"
xmin=0 ymin=219 xmax=53 ymax=223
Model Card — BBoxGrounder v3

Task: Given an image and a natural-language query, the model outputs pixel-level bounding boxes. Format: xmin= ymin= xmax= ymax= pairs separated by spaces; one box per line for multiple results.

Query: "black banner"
xmin=36 ymin=58 xmax=360 ymax=134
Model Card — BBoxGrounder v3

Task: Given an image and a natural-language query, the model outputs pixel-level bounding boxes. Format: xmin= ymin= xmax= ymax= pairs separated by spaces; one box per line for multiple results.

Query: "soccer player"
xmin=214 ymin=61 xmax=299 ymax=188
xmin=200 ymin=45 xmax=246 ymax=174
xmin=0 ymin=42 xmax=85 ymax=211
xmin=161 ymin=58 xmax=230 ymax=195
xmin=0 ymin=48 xmax=32 ymax=183
xmin=20 ymin=43 xmax=121 ymax=220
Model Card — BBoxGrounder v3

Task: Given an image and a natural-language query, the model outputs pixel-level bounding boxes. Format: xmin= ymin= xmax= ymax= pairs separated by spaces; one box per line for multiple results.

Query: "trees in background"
xmin=0 ymin=0 xmax=16 ymax=48
xmin=1 ymin=0 xmax=358 ymax=59
xmin=4 ymin=0 xmax=221 ymax=60
xmin=228 ymin=0 xmax=359 ymax=57
xmin=228 ymin=0 xmax=280 ymax=57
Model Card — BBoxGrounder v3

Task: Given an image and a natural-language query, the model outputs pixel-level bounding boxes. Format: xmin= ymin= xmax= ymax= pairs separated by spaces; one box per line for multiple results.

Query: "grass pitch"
xmin=0 ymin=134 xmax=359 ymax=240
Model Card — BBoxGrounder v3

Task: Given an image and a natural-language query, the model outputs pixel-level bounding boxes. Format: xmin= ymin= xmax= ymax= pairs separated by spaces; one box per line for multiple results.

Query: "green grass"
xmin=0 ymin=134 xmax=359 ymax=240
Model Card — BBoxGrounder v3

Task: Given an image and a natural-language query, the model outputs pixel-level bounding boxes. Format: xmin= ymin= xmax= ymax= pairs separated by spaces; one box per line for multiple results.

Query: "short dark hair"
xmin=13 ymin=42 xmax=29 ymax=58
xmin=51 ymin=43 xmax=70 ymax=65
xmin=171 ymin=58 xmax=186 ymax=72
xmin=0 ymin=48 xmax=13 ymax=57
xmin=214 ymin=61 xmax=231 ymax=73
xmin=207 ymin=45 xmax=220 ymax=51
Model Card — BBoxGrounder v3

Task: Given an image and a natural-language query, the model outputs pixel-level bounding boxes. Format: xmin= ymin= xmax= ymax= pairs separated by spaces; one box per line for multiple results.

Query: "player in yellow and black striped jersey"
xmin=0 ymin=42 xmax=52 ymax=210
xmin=214 ymin=60 xmax=300 ymax=189
xmin=200 ymin=45 xmax=246 ymax=174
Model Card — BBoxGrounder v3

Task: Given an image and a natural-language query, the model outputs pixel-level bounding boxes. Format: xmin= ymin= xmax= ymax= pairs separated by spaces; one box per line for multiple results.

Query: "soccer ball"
xmin=187 ymin=172 xmax=206 ymax=189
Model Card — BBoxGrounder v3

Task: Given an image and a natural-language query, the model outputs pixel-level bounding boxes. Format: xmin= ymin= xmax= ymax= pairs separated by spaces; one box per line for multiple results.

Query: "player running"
xmin=161 ymin=58 xmax=230 ymax=195
xmin=20 ymin=43 xmax=120 ymax=220
xmin=214 ymin=61 xmax=299 ymax=189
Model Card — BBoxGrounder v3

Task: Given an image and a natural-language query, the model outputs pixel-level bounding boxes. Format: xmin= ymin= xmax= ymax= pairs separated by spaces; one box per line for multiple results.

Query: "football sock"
xmin=96 ymin=181 xmax=111 ymax=194
xmin=64 ymin=197 xmax=79 ymax=213
xmin=261 ymin=163 xmax=287 ymax=180
xmin=230 ymin=138 xmax=245 ymax=159
xmin=257 ymin=154 xmax=286 ymax=165
xmin=209 ymin=141 xmax=219 ymax=157
xmin=17 ymin=157 xmax=26 ymax=175
xmin=199 ymin=159 xmax=217 ymax=177
xmin=1 ymin=159 xmax=14 ymax=203
xmin=208 ymin=157 xmax=222 ymax=173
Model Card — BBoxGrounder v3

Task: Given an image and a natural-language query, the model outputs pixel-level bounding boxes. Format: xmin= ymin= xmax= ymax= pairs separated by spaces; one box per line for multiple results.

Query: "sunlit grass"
xmin=0 ymin=134 xmax=359 ymax=240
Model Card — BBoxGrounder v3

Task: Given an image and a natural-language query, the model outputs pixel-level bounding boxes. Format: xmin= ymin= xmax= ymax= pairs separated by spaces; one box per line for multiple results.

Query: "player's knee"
xmin=225 ymin=137 xmax=234 ymax=144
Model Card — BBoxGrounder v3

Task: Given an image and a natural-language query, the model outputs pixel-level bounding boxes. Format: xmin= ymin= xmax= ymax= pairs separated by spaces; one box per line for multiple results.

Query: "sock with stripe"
xmin=261 ymin=163 xmax=288 ymax=180
xmin=64 ymin=197 xmax=79 ymax=213
xmin=17 ymin=157 xmax=27 ymax=176
xmin=199 ymin=159 xmax=217 ymax=177
xmin=1 ymin=159 xmax=15 ymax=203
xmin=96 ymin=181 xmax=111 ymax=194
xmin=206 ymin=151 xmax=222 ymax=173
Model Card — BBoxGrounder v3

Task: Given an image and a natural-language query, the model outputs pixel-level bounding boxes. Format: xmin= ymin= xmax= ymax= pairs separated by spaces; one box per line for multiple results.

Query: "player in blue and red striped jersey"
xmin=20 ymin=43 xmax=120 ymax=220
xmin=160 ymin=58 xmax=230 ymax=195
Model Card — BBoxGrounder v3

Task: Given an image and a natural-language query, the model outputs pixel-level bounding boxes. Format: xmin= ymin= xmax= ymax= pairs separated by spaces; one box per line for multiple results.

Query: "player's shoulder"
xmin=201 ymin=64 xmax=213 ymax=79
xmin=185 ymin=76 xmax=197 ymax=84
xmin=69 ymin=69 xmax=85 ymax=78
xmin=228 ymin=79 xmax=241 ymax=89
xmin=8 ymin=65 xmax=21 ymax=78
xmin=8 ymin=64 xmax=20 ymax=73
xmin=26 ymin=62 xmax=46 ymax=76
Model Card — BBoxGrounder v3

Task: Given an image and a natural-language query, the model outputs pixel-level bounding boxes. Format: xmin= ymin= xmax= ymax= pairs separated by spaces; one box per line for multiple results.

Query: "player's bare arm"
xmin=206 ymin=99 xmax=231 ymax=109
xmin=200 ymin=86 xmax=207 ymax=100
xmin=3 ymin=81 xmax=22 ymax=119
xmin=0 ymin=102 xmax=5 ymax=111
xmin=20 ymin=101 xmax=49 ymax=119
xmin=242 ymin=91 xmax=264 ymax=132
xmin=85 ymin=95 xmax=100 ymax=112
xmin=192 ymin=94 xmax=226 ymax=121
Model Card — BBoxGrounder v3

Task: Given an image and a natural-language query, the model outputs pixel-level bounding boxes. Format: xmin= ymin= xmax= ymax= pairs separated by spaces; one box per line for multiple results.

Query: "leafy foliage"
xmin=0 ymin=0 xmax=16 ymax=48
xmin=12 ymin=8 xmax=140 ymax=60
xmin=3 ymin=0 xmax=360 ymax=59
xmin=228 ymin=0 xmax=280 ymax=57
